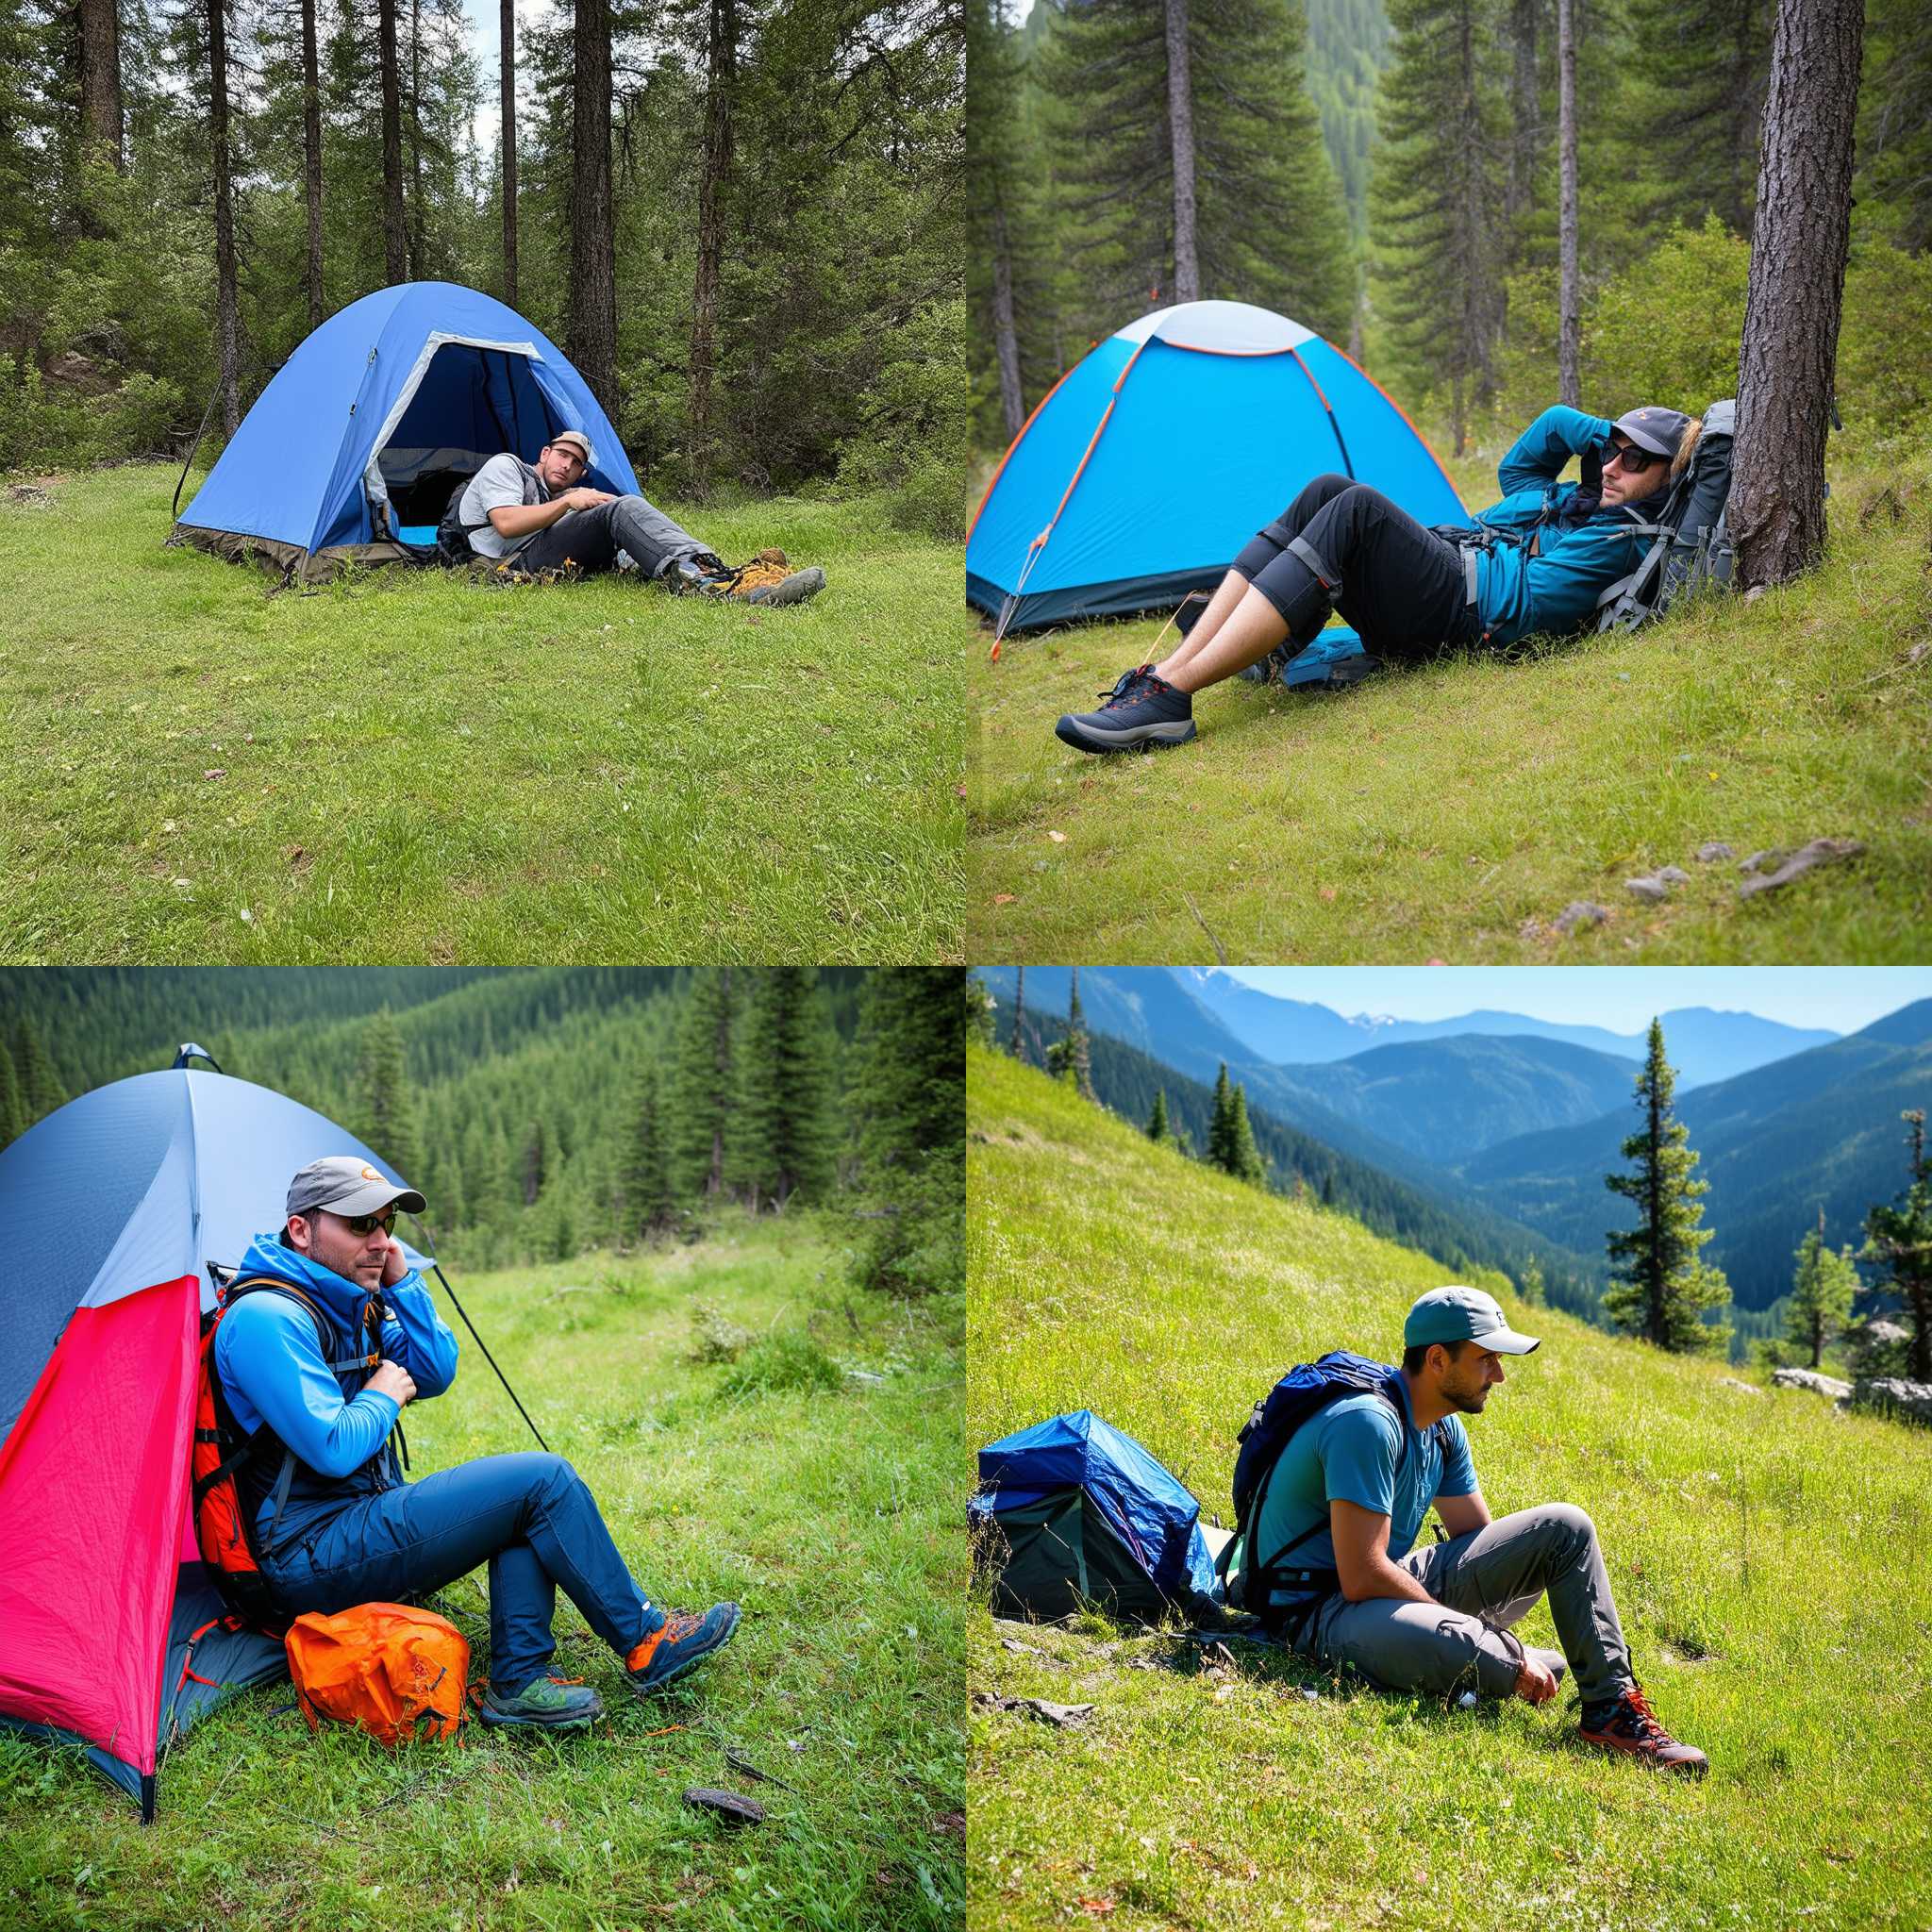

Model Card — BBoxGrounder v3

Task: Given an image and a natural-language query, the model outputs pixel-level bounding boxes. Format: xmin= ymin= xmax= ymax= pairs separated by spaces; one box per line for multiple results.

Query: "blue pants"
xmin=262 ymin=1452 xmax=664 ymax=1694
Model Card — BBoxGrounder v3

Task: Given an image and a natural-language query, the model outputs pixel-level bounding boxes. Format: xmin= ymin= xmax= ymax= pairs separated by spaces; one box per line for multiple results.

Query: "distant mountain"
xmin=1463 ymin=998 xmax=1932 ymax=1311
xmin=1172 ymin=970 xmax=1837 ymax=1090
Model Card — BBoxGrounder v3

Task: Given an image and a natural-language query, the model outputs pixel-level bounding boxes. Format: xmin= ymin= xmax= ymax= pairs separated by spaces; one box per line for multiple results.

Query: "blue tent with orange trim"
xmin=967 ymin=299 xmax=1471 ymax=640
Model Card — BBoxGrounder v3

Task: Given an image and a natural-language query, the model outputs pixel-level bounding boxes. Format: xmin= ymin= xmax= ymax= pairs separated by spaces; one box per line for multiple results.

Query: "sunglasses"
xmin=332 ymin=1208 xmax=396 ymax=1237
xmin=1605 ymin=438 xmax=1663 ymax=474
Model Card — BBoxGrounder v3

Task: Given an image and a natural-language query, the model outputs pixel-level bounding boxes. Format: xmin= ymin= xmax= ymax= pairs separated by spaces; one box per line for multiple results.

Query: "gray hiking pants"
xmin=512 ymin=493 xmax=709 ymax=578
xmin=1299 ymin=1503 xmax=1633 ymax=1707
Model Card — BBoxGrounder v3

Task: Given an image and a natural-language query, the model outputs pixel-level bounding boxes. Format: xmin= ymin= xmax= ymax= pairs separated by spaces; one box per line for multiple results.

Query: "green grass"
xmin=968 ymin=453 xmax=1932 ymax=961
xmin=0 ymin=466 xmax=963 ymax=963
xmin=0 ymin=1215 xmax=964 ymax=1930
xmin=967 ymin=1044 xmax=1932 ymax=1931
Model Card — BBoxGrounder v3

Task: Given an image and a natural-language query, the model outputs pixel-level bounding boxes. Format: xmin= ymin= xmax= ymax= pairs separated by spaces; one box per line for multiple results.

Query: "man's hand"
xmin=562 ymin=486 xmax=614 ymax=512
xmin=379 ymin=1236 xmax=409 ymax=1291
xmin=365 ymin=1359 xmax=417 ymax=1407
xmin=1515 ymin=1654 xmax=1558 ymax=1705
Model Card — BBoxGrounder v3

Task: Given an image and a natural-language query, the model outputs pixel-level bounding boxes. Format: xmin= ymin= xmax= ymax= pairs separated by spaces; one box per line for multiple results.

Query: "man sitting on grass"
xmin=451 ymin=427 xmax=825 ymax=606
xmin=1234 ymin=1285 xmax=1707 ymax=1774
xmin=215 ymin=1155 xmax=741 ymax=1730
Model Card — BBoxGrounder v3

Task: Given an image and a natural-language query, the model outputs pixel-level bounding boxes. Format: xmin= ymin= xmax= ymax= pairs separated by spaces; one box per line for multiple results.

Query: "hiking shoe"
xmin=477 ymin=1674 xmax=605 ymax=1730
xmin=1098 ymin=662 xmax=1156 ymax=704
xmin=674 ymin=550 xmax=825 ymax=607
xmin=1055 ymin=671 xmax=1196 ymax=753
xmin=1239 ymin=643 xmax=1291 ymax=685
xmin=1578 ymin=1683 xmax=1707 ymax=1776
xmin=625 ymin=1603 xmax=741 ymax=1694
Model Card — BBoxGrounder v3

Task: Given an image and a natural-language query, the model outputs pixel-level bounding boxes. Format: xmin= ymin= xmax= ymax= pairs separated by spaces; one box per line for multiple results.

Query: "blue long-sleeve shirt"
xmin=1468 ymin=407 xmax=1668 ymax=645
xmin=215 ymin=1232 xmax=458 ymax=1479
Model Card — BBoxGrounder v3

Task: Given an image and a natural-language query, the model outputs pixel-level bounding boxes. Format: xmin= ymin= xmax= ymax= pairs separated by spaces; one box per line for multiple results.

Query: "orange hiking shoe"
xmin=625 ymin=1603 xmax=741 ymax=1694
xmin=1578 ymin=1683 xmax=1708 ymax=1776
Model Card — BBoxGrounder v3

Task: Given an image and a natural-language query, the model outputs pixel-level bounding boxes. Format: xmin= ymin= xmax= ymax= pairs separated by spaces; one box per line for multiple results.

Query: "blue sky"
xmin=1217 ymin=968 xmax=1932 ymax=1034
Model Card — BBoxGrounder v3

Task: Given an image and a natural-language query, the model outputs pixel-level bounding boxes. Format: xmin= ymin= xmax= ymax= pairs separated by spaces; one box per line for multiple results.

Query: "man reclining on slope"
xmin=1233 ymin=1285 xmax=1707 ymax=1774
xmin=449 ymin=428 xmax=826 ymax=607
xmin=215 ymin=1155 xmax=740 ymax=1729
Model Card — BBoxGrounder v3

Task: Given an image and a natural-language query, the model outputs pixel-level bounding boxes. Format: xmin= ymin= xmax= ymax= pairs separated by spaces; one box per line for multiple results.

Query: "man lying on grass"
xmin=448 ymin=427 xmax=826 ymax=607
xmin=1053 ymin=405 xmax=1694 ymax=752
xmin=1231 ymin=1285 xmax=1707 ymax=1774
xmin=215 ymin=1155 xmax=740 ymax=1730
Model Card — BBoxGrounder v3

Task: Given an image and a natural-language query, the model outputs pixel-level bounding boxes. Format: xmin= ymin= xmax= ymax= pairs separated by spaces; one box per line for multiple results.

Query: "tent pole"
xmin=427 ymin=1259 xmax=549 ymax=1454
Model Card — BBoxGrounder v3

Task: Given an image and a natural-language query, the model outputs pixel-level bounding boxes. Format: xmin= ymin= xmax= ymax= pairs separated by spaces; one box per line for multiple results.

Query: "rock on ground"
xmin=1853 ymin=1377 xmax=1932 ymax=1425
xmin=1554 ymin=900 xmax=1608 ymax=934
xmin=1738 ymin=838 xmax=1865 ymax=900
xmin=1717 ymin=1376 xmax=1765 ymax=1396
xmin=1695 ymin=841 xmax=1735 ymax=862
xmin=1625 ymin=877 xmax=1669 ymax=902
xmin=1772 ymin=1367 xmax=1854 ymax=1400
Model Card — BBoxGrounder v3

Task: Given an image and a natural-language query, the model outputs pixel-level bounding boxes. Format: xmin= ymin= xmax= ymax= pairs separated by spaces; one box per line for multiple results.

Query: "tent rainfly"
xmin=170 ymin=280 xmax=637 ymax=582
xmin=967 ymin=299 xmax=1472 ymax=641
xmin=0 ymin=1050 xmax=432 ymax=1820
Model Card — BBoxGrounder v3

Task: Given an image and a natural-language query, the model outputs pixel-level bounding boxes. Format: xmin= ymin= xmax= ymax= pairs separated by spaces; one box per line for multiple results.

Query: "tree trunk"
xmin=1010 ymin=965 xmax=1026 ymax=1058
xmin=379 ymin=0 xmax=407 ymax=284
xmin=303 ymin=0 xmax=324 ymax=332
xmin=1504 ymin=0 xmax=1538 ymax=227
xmin=208 ymin=0 xmax=241 ymax=436
xmin=1456 ymin=0 xmax=1492 ymax=414
xmin=990 ymin=202 xmax=1024 ymax=440
xmin=689 ymin=0 xmax=737 ymax=492
xmin=1732 ymin=0 xmax=1864 ymax=588
xmin=500 ymin=0 xmax=518 ymax=308
xmin=1164 ymin=0 xmax=1200 ymax=303
xmin=1557 ymin=0 xmax=1579 ymax=405
xmin=77 ymin=0 xmax=123 ymax=170
xmin=570 ymin=0 xmax=618 ymax=416
xmin=408 ymin=0 xmax=425 ymax=277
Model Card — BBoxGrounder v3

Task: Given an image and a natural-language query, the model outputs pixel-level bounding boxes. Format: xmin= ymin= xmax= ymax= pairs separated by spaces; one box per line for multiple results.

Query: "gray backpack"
xmin=1595 ymin=399 xmax=1735 ymax=631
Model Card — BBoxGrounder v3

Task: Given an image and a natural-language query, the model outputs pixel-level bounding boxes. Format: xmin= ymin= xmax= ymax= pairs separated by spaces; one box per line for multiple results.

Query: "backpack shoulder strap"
xmin=225 ymin=1276 xmax=376 ymax=1375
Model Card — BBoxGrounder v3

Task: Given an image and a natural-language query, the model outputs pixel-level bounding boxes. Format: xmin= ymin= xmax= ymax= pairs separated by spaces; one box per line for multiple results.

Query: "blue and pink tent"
xmin=0 ymin=1052 xmax=428 ymax=1819
xmin=967 ymin=299 xmax=1471 ymax=641
xmin=171 ymin=280 xmax=637 ymax=581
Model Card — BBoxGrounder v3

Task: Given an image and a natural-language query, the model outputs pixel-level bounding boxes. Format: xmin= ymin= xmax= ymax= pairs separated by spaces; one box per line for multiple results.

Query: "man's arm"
xmin=489 ymin=487 xmax=611 ymax=539
xmin=1330 ymin=1498 xmax=1439 ymax=1606
xmin=376 ymin=1241 xmax=459 ymax=1398
xmin=1434 ymin=1490 xmax=1491 ymax=1538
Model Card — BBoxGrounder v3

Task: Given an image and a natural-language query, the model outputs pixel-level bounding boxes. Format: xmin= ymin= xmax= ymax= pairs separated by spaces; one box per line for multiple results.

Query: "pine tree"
xmin=1066 ymin=966 xmax=1095 ymax=1102
xmin=671 ymin=968 xmax=738 ymax=1198
xmin=1207 ymin=1062 xmax=1235 ymax=1170
xmin=1226 ymin=1083 xmax=1267 ymax=1186
xmin=1321 ymin=1167 xmax=1336 ymax=1207
xmin=520 ymin=1117 xmax=549 ymax=1207
xmin=1787 ymin=1211 xmax=1857 ymax=1369
xmin=355 ymin=1008 xmax=419 ymax=1180
xmin=1009 ymin=965 xmax=1027 ymax=1060
xmin=1145 ymin=1087 xmax=1170 ymax=1144
xmin=965 ymin=970 xmax=999 ymax=1051
xmin=1517 ymin=1256 xmax=1545 ymax=1307
xmin=14 ymin=1018 xmax=66 ymax=1126
xmin=619 ymin=1063 xmax=675 ymax=1242
xmin=1603 ymin=1018 xmax=1731 ymax=1353
xmin=729 ymin=968 xmax=836 ymax=1211
xmin=0 ymin=1046 xmax=23 ymax=1148
xmin=1861 ymin=1110 xmax=1932 ymax=1382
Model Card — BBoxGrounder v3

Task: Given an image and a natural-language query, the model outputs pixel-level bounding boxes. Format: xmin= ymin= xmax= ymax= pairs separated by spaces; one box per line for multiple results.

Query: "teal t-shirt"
xmin=1243 ymin=1377 xmax=1478 ymax=1600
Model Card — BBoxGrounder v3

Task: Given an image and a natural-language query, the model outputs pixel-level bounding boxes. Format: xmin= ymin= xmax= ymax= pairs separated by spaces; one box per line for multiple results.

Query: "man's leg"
xmin=1306 ymin=1588 xmax=1534 ymax=1702
xmin=511 ymin=502 xmax=627 ymax=575
xmin=265 ymin=1451 xmax=662 ymax=1693
xmin=1408 ymin=1504 xmax=1635 ymax=1710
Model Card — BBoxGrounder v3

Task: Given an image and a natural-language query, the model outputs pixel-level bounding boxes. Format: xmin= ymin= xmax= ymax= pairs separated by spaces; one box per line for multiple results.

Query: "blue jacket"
xmin=215 ymin=1232 xmax=459 ymax=1540
xmin=1468 ymin=407 xmax=1671 ymax=646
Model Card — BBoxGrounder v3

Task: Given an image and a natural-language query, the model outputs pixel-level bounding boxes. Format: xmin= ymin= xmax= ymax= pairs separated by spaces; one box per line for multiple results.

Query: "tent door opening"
xmin=361 ymin=333 xmax=557 ymax=541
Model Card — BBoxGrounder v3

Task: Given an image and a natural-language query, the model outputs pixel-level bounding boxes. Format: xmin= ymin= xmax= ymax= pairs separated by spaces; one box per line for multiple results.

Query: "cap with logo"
xmin=286 ymin=1156 xmax=426 ymax=1223
xmin=549 ymin=427 xmax=594 ymax=465
xmin=1404 ymin=1285 xmax=1541 ymax=1356
xmin=1611 ymin=406 xmax=1692 ymax=459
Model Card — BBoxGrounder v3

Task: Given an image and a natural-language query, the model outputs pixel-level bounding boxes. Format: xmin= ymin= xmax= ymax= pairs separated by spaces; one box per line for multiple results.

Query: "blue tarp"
xmin=973 ymin=1410 xmax=1222 ymax=1608
xmin=968 ymin=299 xmax=1471 ymax=635
xmin=174 ymin=280 xmax=638 ymax=576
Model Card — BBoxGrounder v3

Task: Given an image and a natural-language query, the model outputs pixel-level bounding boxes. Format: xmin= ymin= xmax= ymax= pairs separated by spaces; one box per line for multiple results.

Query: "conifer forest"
xmin=967 ymin=0 xmax=1932 ymax=467
xmin=0 ymin=0 xmax=964 ymax=523
xmin=0 ymin=967 xmax=967 ymax=1291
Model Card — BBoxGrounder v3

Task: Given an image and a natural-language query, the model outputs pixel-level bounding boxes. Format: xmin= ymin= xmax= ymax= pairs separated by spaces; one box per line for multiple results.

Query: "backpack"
xmin=285 ymin=1603 xmax=470 ymax=1746
xmin=192 ymin=1273 xmax=387 ymax=1631
xmin=1220 ymin=1351 xmax=1451 ymax=1620
xmin=435 ymin=476 xmax=492 ymax=566
xmin=1595 ymin=398 xmax=1735 ymax=632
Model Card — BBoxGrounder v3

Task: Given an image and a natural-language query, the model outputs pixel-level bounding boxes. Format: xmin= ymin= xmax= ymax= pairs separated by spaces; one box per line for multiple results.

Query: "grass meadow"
xmin=0 ymin=1214 xmax=965 ymax=1931
xmin=967 ymin=450 xmax=1932 ymax=963
xmin=0 ymin=466 xmax=963 ymax=965
xmin=967 ymin=1044 xmax=1932 ymax=1931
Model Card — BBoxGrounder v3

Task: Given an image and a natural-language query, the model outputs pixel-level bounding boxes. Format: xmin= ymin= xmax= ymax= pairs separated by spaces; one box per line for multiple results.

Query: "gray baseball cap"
xmin=286 ymin=1156 xmax=425 ymax=1223
xmin=1405 ymin=1285 xmax=1541 ymax=1356
xmin=547 ymin=427 xmax=594 ymax=465
xmin=1611 ymin=406 xmax=1692 ymax=459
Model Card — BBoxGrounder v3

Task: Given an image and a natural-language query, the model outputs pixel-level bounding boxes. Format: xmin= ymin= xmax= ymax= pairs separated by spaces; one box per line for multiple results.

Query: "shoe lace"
xmin=1097 ymin=665 xmax=1148 ymax=705
xmin=658 ymin=1609 xmax=708 ymax=1644
xmin=1618 ymin=1684 xmax=1669 ymax=1740
xmin=1100 ymin=667 xmax=1166 ymax=710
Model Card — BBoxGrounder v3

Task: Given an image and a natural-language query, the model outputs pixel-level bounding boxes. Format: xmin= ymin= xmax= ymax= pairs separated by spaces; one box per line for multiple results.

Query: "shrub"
xmin=687 ymin=1299 xmax=753 ymax=1365
xmin=848 ymin=1145 xmax=965 ymax=1300
xmin=716 ymin=1328 xmax=843 ymax=1399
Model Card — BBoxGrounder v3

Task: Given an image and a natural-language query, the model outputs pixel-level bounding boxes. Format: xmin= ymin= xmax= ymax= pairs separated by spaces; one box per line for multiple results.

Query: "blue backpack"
xmin=1221 ymin=1351 xmax=1451 ymax=1617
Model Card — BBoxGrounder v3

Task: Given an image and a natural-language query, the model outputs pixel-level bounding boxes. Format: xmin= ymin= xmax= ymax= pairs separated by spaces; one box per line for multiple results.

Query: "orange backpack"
xmin=284 ymin=1603 xmax=471 ymax=1746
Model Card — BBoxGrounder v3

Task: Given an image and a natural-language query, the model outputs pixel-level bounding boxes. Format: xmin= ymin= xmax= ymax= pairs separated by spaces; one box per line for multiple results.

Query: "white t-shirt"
xmin=458 ymin=454 xmax=547 ymax=558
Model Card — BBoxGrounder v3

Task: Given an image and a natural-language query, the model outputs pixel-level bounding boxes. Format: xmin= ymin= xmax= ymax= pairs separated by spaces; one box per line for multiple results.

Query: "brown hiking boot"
xmin=1578 ymin=1683 xmax=1708 ymax=1776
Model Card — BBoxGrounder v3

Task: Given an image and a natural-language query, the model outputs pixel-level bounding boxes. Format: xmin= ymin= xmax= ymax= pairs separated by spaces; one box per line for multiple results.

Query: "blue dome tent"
xmin=967 ymin=299 xmax=1472 ymax=645
xmin=170 ymin=281 xmax=638 ymax=582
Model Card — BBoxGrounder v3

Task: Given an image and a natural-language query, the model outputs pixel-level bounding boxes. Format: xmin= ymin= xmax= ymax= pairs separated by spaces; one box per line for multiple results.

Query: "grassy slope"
xmin=0 ymin=467 xmax=963 ymax=965
xmin=967 ymin=452 xmax=1932 ymax=962
xmin=967 ymin=1046 xmax=1932 ymax=1931
xmin=0 ymin=1218 xmax=964 ymax=1931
